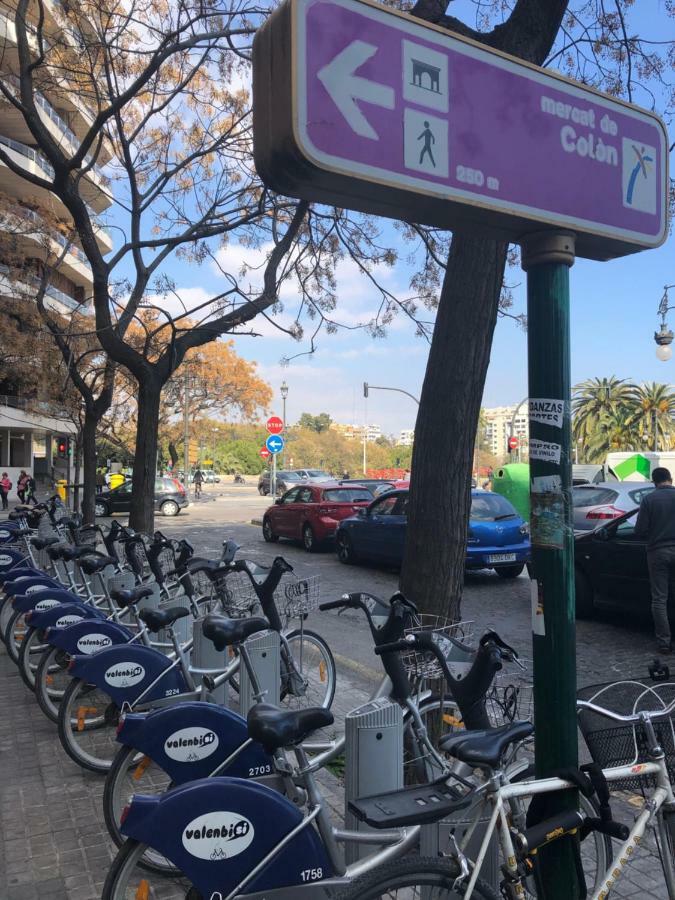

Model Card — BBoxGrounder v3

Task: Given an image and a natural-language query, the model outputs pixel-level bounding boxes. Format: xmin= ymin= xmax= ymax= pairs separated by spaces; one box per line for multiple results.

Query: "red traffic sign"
xmin=259 ymin=446 xmax=271 ymax=460
xmin=508 ymin=436 xmax=519 ymax=450
xmin=266 ymin=416 xmax=284 ymax=435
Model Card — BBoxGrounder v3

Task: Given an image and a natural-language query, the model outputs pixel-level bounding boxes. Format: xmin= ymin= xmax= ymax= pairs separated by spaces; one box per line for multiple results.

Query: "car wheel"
xmin=262 ymin=517 xmax=279 ymax=543
xmin=258 ymin=485 xmax=266 ymax=496
xmin=575 ymin=568 xmax=595 ymax=619
xmin=302 ymin=524 xmax=318 ymax=553
xmin=495 ymin=564 xmax=524 ymax=579
xmin=336 ymin=532 xmax=357 ymax=565
xmin=94 ymin=500 xmax=109 ymax=517
xmin=160 ymin=500 xmax=180 ymax=517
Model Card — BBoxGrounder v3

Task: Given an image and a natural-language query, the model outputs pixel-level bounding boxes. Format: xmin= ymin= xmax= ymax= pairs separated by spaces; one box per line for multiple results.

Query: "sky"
xmin=107 ymin=0 xmax=675 ymax=438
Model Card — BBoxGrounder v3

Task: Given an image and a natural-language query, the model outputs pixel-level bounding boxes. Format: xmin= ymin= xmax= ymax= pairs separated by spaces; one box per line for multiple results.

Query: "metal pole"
xmin=362 ymin=397 xmax=367 ymax=475
xmin=271 ymin=450 xmax=277 ymax=498
xmin=183 ymin=369 xmax=190 ymax=502
xmin=654 ymin=408 xmax=658 ymax=453
xmin=522 ymin=232 xmax=579 ymax=899
xmin=282 ymin=395 xmax=287 ymax=468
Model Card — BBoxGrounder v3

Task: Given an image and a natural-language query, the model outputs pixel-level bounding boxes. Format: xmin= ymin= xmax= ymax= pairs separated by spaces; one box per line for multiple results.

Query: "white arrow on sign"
xmin=317 ymin=40 xmax=395 ymax=141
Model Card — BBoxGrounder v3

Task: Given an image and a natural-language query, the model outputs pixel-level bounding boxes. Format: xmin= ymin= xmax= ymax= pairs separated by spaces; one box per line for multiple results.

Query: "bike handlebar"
xmin=577 ymin=696 xmax=675 ymax=724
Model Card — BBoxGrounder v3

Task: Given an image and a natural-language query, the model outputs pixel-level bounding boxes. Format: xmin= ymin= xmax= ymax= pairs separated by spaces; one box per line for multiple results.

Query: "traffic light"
xmin=57 ymin=436 xmax=67 ymax=459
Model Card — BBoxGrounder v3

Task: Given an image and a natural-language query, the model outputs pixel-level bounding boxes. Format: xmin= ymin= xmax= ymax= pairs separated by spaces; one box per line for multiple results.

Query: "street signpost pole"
xmin=272 ymin=450 xmax=277 ymax=499
xmin=523 ymin=232 xmax=579 ymax=899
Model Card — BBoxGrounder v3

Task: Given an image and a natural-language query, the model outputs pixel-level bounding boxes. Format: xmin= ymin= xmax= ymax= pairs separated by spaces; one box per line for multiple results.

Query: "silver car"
xmin=572 ymin=481 xmax=655 ymax=531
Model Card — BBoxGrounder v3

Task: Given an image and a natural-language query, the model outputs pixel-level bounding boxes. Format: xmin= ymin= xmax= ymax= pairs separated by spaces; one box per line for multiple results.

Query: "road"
xmin=150 ymin=484 xmax=660 ymax=693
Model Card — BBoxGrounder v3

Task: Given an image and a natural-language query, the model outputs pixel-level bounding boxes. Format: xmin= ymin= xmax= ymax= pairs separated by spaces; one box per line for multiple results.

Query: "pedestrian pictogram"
xmin=418 ymin=121 xmax=436 ymax=168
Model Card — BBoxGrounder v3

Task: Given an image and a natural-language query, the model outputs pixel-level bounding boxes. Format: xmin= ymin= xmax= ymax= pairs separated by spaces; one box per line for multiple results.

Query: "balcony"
xmin=0 ymin=136 xmax=113 ymax=252
xmin=7 ymin=205 xmax=93 ymax=288
xmin=0 ymin=262 xmax=90 ymax=315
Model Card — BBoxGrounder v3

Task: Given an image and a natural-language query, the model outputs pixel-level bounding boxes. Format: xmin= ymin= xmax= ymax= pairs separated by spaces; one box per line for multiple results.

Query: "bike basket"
xmin=279 ymin=573 xmax=321 ymax=618
xmin=401 ymin=615 xmax=475 ymax=680
xmin=214 ymin=571 xmax=260 ymax=617
xmin=486 ymin=668 xmax=534 ymax=727
xmin=577 ymin=678 xmax=675 ymax=791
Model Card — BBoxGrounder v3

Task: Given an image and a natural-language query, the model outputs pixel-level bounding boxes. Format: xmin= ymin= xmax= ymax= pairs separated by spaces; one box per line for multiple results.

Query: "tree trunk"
xmin=72 ymin=430 xmax=83 ymax=515
xmin=80 ymin=411 xmax=98 ymax=525
xmin=400 ymin=234 xmax=508 ymax=620
xmin=168 ymin=442 xmax=179 ymax=468
xmin=129 ymin=377 xmax=162 ymax=533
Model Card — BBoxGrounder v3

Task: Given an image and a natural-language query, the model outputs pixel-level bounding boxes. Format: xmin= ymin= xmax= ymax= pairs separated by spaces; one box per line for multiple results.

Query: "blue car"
xmin=335 ymin=489 xmax=530 ymax=578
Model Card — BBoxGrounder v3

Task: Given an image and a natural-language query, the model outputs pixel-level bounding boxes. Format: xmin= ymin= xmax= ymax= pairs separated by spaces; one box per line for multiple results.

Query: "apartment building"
xmin=330 ymin=422 xmax=383 ymax=442
xmin=398 ymin=429 xmax=414 ymax=446
xmin=0 ymin=0 xmax=113 ymax=483
xmin=482 ymin=404 xmax=529 ymax=458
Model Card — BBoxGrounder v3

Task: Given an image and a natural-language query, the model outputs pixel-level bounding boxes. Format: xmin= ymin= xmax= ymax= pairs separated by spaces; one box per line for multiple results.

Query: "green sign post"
xmin=523 ymin=232 xmax=579 ymax=897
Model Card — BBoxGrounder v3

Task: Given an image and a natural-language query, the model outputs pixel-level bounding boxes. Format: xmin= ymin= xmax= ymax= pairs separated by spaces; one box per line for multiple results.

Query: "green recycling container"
xmin=492 ymin=463 xmax=530 ymax=522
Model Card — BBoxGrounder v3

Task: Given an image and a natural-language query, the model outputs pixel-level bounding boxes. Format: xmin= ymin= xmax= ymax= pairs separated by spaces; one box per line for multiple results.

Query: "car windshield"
xmin=307 ymin=470 xmax=330 ymax=478
xmin=470 ymin=493 xmax=518 ymax=521
xmin=280 ymin=472 xmax=301 ymax=481
xmin=323 ymin=488 xmax=373 ymax=502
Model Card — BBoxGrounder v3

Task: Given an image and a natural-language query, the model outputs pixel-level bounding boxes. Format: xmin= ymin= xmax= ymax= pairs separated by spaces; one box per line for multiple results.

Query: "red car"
xmin=262 ymin=483 xmax=374 ymax=552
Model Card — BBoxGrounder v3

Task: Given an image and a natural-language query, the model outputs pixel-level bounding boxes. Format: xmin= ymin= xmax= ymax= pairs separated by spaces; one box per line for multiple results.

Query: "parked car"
xmin=262 ymin=483 xmax=374 ymax=551
xmin=94 ymin=477 xmax=188 ymax=517
xmin=202 ymin=471 xmax=220 ymax=484
xmin=335 ymin=489 xmax=529 ymax=577
xmin=293 ymin=469 xmax=332 ymax=482
xmin=574 ymin=508 xmax=652 ymax=618
xmin=371 ymin=479 xmax=410 ymax=497
xmin=572 ymin=481 xmax=654 ymax=531
xmin=257 ymin=470 xmax=303 ymax=496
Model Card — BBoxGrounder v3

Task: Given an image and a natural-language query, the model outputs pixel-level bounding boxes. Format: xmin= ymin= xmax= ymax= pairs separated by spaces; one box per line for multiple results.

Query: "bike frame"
xmin=455 ymin=753 xmax=675 ymax=899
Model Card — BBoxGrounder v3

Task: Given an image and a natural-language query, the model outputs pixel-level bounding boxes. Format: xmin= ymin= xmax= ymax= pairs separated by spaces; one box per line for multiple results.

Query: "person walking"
xmin=0 ymin=473 xmax=11 ymax=510
xmin=635 ymin=467 xmax=675 ymax=653
xmin=16 ymin=470 xmax=28 ymax=504
xmin=193 ymin=467 xmax=204 ymax=498
xmin=96 ymin=469 xmax=106 ymax=494
xmin=24 ymin=473 xmax=38 ymax=506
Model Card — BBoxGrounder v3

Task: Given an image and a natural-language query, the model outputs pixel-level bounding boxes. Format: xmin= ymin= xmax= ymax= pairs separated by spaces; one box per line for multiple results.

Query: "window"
xmin=470 ymin=493 xmax=518 ymax=521
xmin=307 ymin=470 xmax=330 ymax=479
xmin=370 ymin=495 xmax=400 ymax=517
xmin=114 ymin=481 xmax=132 ymax=493
xmin=281 ymin=488 xmax=300 ymax=504
xmin=9 ymin=431 xmax=29 ymax=467
xmin=297 ymin=487 xmax=314 ymax=503
xmin=571 ymin=487 xmax=618 ymax=508
xmin=629 ymin=487 xmax=655 ymax=505
xmin=323 ymin=488 xmax=373 ymax=503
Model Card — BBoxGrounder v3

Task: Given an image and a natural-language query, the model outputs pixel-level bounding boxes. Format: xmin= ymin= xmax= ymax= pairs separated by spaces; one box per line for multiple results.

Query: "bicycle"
xmin=340 ymin=674 xmax=675 ymax=899
xmin=56 ymin=556 xmax=336 ymax=772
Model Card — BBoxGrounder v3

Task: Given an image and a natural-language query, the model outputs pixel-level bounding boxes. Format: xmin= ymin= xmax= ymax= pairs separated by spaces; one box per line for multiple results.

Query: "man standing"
xmin=635 ymin=467 xmax=675 ymax=653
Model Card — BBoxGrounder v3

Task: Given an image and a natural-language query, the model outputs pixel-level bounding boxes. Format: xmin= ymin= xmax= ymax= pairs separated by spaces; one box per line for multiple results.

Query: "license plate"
xmin=488 ymin=553 xmax=517 ymax=564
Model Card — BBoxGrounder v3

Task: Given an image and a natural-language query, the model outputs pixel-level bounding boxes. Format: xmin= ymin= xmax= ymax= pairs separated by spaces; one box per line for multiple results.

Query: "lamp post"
xmin=654 ymin=284 xmax=675 ymax=362
xmin=362 ymin=382 xmax=420 ymax=475
xmin=211 ymin=428 xmax=218 ymax=471
xmin=280 ymin=381 xmax=288 ymax=467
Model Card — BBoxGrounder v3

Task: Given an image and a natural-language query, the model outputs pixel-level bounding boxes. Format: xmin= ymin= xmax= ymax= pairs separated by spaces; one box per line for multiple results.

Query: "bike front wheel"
xmin=102 ymin=838 xmax=192 ymax=899
xmin=35 ymin=645 xmax=70 ymax=722
xmin=334 ymin=855 xmax=499 ymax=899
xmin=281 ymin=628 xmax=336 ymax=710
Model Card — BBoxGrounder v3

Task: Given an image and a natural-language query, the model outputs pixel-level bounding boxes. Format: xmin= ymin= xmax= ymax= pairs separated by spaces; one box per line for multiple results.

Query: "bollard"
xmin=344 ymin=697 xmax=403 ymax=864
xmin=239 ymin=630 xmax=280 ymax=716
xmin=192 ymin=617 xmax=229 ymax=706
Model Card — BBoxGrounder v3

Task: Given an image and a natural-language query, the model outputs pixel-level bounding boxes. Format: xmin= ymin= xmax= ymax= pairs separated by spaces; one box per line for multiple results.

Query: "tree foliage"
xmin=297 ymin=412 xmax=333 ymax=433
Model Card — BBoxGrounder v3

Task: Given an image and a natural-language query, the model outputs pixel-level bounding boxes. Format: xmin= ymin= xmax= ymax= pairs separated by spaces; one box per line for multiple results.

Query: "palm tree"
xmin=572 ymin=377 xmax=638 ymax=461
xmin=627 ymin=383 xmax=675 ymax=451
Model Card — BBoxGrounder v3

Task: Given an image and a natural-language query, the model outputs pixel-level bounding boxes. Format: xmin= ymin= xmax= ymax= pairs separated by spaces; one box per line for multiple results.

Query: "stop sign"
xmin=508 ymin=436 xmax=519 ymax=450
xmin=259 ymin=447 xmax=271 ymax=460
xmin=266 ymin=416 xmax=284 ymax=434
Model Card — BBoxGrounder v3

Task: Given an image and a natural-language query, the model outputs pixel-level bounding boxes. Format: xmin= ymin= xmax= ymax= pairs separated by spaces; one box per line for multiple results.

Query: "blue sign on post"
xmin=266 ymin=434 xmax=285 ymax=455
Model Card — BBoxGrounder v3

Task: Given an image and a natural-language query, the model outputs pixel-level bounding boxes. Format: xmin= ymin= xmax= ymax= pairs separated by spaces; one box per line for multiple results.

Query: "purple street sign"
xmin=253 ymin=0 xmax=669 ymax=260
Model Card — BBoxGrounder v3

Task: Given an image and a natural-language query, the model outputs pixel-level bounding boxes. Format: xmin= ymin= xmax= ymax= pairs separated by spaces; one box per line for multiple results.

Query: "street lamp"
xmin=280 ymin=381 xmax=288 ymax=466
xmin=654 ymin=284 xmax=675 ymax=362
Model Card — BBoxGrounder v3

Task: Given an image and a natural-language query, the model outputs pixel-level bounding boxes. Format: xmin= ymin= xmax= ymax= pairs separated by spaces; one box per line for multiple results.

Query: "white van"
xmin=605 ymin=451 xmax=675 ymax=482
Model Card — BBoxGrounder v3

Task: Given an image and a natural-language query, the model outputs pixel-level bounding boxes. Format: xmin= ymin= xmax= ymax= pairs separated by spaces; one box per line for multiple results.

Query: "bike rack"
xmin=192 ymin=617 xmax=230 ymax=705
xmin=344 ymin=697 xmax=403 ymax=864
